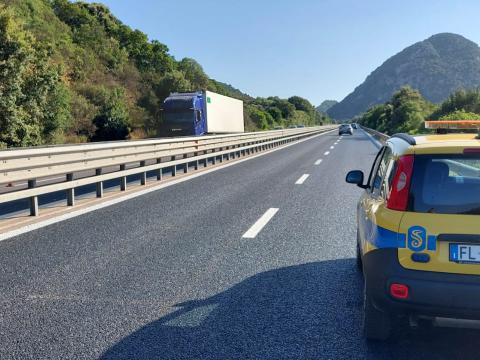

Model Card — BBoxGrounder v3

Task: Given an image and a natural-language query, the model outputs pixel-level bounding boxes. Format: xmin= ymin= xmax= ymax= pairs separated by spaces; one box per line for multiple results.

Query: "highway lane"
xmin=0 ymin=130 xmax=478 ymax=359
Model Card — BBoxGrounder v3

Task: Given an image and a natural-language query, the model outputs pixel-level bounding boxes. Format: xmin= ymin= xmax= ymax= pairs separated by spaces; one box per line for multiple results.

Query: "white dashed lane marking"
xmin=295 ymin=174 xmax=310 ymax=185
xmin=242 ymin=208 xmax=279 ymax=238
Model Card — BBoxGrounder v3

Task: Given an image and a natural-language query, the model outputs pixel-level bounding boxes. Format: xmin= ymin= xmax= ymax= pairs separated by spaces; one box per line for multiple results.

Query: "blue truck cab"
xmin=161 ymin=92 xmax=207 ymax=137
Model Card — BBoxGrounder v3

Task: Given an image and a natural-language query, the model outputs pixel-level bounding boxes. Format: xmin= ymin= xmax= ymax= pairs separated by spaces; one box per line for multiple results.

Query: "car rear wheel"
xmin=363 ymin=279 xmax=391 ymax=341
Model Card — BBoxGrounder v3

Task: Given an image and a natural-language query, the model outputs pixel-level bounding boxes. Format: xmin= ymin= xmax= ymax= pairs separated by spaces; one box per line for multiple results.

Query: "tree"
xmin=266 ymin=107 xmax=283 ymax=122
xmin=154 ymin=70 xmax=193 ymax=101
xmin=246 ymin=105 xmax=274 ymax=130
xmin=270 ymin=97 xmax=296 ymax=119
xmin=288 ymin=96 xmax=314 ymax=113
xmin=177 ymin=58 xmax=209 ymax=90
xmin=358 ymin=86 xmax=434 ymax=134
xmin=431 ymin=89 xmax=480 ymax=119
xmin=92 ymin=88 xmax=130 ymax=141
xmin=439 ymin=110 xmax=480 ymax=120
xmin=0 ymin=7 xmax=70 ymax=147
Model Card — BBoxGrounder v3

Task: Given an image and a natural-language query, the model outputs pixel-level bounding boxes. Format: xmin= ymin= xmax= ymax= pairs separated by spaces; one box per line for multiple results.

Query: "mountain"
xmin=316 ymin=100 xmax=338 ymax=113
xmin=328 ymin=33 xmax=480 ymax=120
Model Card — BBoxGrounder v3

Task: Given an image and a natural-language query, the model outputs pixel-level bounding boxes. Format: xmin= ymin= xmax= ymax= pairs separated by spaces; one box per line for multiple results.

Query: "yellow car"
xmin=346 ymin=126 xmax=480 ymax=340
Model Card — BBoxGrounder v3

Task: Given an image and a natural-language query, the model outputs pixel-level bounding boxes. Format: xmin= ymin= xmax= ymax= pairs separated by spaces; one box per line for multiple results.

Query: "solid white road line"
xmin=324 ymin=151 xmax=330 ymax=156
xmin=242 ymin=208 xmax=279 ymax=239
xmin=295 ymin=174 xmax=310 ymax=185
xmin=314 ymin=159 xmax=323 ymax=165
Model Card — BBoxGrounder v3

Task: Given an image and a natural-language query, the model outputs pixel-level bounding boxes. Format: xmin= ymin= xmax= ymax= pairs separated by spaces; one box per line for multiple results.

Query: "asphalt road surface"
xmin=0 ymin=130 xmax=478 ymax=359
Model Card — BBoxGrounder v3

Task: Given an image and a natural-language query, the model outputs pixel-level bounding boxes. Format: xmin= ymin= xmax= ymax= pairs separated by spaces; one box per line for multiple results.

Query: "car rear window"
xmin=409 ymin=154 xmax=480 ymax=215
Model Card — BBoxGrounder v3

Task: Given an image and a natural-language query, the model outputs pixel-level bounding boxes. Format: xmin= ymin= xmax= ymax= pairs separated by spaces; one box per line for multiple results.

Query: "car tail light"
xmin=387 ymin=155 xmax=414 ymax=211
xmin=390 ymin=283 xmax=409 ymax=299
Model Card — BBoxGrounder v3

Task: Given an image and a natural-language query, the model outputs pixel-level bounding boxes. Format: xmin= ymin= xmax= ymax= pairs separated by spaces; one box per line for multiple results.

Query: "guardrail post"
xmin=96 ymin=168 xmax=103 ymax=198
xmin=212 ymin=151 xmax=217 ymax=165
xmin=156 ymin=159 xmax=162 ymax=181
xmin=66 ymin=173 xmax=74 ymax=206
xmin=120 ymin=164 xmax=127 ymax=191
xmin=171 ymin=156 xmax=177 ymax=177
xmin=183 ymin=154 xmax=189 ymax=173
xmin=193 ymin=152 xmax=199 ymax=170
xmin=28 ymin=180 xmax=38 ymax=216
xmin=140 ymin=161 xmax=147 ymax=185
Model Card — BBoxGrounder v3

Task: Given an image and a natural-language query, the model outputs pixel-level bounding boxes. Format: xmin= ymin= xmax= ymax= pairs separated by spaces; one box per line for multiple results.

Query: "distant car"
xmin=288 ymin=125 xmax=297 ymax=129
xmin=273 ymin=126 xmax=283 ymax=130
xmin=346 ymin=129 xmax=480 ymax=340
xmin=338 ymin=124 xmax=353 ymax=135
xmin=297 ymin=124 xmax=305 ymax=128
xmin=351 ymin=123 xmax=358 ymax=129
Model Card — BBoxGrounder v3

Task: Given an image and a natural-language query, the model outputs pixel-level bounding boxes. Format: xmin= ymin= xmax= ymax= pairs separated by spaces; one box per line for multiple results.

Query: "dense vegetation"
xmin=329 ymin=33 xmax=480 ymax=120
xmin=358 ymin=87 xmax=480 ymax=134
xmin=0 ymin=0 xmax=329 ymax=148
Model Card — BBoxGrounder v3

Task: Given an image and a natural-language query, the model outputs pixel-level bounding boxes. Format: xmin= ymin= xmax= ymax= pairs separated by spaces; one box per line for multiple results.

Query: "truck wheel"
xmin=363 ymin=280 xmax=391 ymax=341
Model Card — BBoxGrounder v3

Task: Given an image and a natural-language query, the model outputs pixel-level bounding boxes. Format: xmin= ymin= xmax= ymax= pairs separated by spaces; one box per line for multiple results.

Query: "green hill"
xmin=328 ymin=33 xmax=480 ymax=120
xmin=316 ymin=100 xmax=337 ymax=113
xmin=0 ymin=0 xmax=326 ymax=147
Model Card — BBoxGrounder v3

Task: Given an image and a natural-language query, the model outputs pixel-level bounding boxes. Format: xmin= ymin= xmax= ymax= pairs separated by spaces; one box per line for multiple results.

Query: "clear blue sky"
xmin=88 ymin=0 xmax=480 ymax=106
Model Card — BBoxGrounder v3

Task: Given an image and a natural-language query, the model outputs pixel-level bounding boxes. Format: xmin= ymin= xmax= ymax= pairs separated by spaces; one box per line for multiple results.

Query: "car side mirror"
xmin=346 ymin=170 xmax=368 ymax=189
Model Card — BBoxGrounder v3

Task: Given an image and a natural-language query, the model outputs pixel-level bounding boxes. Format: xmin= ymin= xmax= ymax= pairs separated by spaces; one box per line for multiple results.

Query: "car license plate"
xmin=450 ymin=244 xmax=480 ymax=264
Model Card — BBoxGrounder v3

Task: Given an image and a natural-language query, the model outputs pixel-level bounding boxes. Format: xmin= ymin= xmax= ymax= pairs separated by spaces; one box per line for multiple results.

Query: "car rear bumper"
xmin=363 ymin=249 xmax=480 ymax=319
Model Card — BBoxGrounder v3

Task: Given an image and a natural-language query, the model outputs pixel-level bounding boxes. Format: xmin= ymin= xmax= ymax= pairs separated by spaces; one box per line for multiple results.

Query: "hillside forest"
xmin=0 ymin=0 xmax=330 ymax=148
xmin=358 ymin=87 xmax=480 ymax=135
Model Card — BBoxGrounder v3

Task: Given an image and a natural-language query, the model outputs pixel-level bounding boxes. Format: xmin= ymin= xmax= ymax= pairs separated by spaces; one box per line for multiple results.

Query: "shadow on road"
xmin=99 ymin=259 xmax=479 ymax=360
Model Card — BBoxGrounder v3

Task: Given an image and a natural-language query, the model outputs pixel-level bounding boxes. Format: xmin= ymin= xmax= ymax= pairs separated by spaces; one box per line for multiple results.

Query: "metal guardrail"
xmin=360 ymin=126 xmax=390 ymax=144
xmin=0 ymin=126 xmax=336 ymax=216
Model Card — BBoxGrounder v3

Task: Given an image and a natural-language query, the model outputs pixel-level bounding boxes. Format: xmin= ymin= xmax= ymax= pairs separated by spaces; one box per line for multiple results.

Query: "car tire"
xmin=363 ymin=279 xmax=391 ymax=341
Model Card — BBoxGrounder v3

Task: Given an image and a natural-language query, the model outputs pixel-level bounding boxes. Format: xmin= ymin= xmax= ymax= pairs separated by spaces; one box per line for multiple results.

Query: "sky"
xmin=88 ymin=0 xmax=480 ymax=106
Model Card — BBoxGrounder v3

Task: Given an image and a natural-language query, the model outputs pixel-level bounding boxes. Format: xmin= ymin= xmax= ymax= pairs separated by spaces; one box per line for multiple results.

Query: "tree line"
xmin=0 ymin=0 xmax=330 ymax=148
xmin=358 ymin=86 xmax=480 ymax=134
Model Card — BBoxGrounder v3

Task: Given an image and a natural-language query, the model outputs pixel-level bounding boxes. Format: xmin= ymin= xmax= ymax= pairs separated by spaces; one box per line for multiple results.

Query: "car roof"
xmin=387 ymin=133 xmax=480 ymax=155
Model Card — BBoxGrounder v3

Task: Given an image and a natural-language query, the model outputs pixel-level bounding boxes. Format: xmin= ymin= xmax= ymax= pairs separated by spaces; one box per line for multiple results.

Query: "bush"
xmin=92 ymin=88 xmax=131 ymax=141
